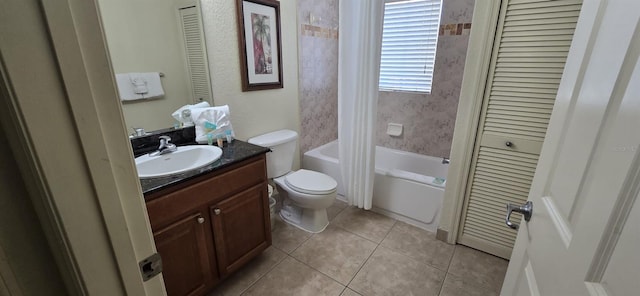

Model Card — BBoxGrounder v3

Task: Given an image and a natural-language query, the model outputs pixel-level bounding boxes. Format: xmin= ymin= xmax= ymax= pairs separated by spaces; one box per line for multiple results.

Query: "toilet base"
xmin=279 ymin=204 xmax=329 ymax=233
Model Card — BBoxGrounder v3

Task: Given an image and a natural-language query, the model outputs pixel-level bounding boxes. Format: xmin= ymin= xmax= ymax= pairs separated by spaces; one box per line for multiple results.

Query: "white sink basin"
xmin=135 ymin=145 xmax=223 ymax=179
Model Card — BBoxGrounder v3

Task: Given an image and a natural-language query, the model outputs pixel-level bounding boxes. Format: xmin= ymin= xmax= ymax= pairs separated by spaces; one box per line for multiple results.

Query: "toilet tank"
xmin=248 ymin=130 xmax=298 ymax=178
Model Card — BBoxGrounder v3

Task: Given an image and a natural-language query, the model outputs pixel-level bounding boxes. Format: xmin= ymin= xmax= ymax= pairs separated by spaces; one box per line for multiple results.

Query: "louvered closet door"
xmin=458 ymin=0 xmax=582 ymax=259
xmin=179 ymin=4 xmax=212 ymax=103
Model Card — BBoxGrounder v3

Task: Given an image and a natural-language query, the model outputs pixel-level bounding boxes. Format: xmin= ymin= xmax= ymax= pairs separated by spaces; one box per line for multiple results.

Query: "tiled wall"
xmin=377 ymin=0 xmax=475 ymax=158
xmin=297 ymin=0 xmax=339 ymax=153
xmin=297 ymin=0 xmax=475 ymax=157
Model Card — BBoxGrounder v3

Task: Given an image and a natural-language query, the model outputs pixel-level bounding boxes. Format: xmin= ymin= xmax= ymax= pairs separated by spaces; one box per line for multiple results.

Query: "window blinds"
xmin=379 ymin=0 xmax=442 ymax=93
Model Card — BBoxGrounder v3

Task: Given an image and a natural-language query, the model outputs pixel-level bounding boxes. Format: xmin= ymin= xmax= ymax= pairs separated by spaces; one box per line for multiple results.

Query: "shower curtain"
xmin=338 ymin=0 xmax=385 ymax=209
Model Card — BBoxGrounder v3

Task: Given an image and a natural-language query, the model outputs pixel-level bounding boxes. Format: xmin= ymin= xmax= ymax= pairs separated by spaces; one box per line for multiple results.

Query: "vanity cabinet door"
xmin=210 ymin=183 xmax=271 ymax=275
xmin=154 ymin=212 xmax=217 ymax=296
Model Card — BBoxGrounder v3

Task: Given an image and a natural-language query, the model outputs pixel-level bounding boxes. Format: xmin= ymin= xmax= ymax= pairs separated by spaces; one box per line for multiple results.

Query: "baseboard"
xmin=436 ymin=228 xmax=449 ymax=243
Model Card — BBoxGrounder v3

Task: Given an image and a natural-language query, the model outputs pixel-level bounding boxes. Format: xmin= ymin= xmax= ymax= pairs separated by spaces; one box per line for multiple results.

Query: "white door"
xmin=501 ymin=0 xmax=640 ymax=295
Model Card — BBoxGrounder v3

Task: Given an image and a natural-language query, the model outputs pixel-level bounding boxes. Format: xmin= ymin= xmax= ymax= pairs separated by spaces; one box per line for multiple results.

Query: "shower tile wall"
xmin=377 ymin=0 xmax=476 ymax=158
xmin=297 ymin=0 xmax=339 ymax=153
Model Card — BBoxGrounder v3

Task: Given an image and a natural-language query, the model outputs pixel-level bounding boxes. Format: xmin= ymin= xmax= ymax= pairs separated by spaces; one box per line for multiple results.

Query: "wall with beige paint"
xmin=201 ymin=0 xmax=301 ymax=168
xmin=98 ymin=0 xmax=194 ymax=131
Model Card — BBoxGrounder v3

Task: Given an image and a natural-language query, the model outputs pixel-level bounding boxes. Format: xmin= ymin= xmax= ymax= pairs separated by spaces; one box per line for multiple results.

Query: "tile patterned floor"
xmin=210 ymin=199 xmax=508 ymax=296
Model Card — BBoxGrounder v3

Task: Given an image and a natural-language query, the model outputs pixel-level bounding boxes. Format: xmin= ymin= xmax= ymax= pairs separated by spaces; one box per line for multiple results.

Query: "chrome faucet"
xmin=131 ymin=127 xmax=145 ymax=137
xmin=150 ymin=135 xmax=177 ymax=156
xmin=442 ymin=158 xmax=450 ymax=165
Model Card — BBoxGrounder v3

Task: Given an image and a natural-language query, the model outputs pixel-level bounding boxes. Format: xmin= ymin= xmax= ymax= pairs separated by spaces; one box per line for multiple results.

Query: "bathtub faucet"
xmin=442 ymin=158 xmax=450 ymax=165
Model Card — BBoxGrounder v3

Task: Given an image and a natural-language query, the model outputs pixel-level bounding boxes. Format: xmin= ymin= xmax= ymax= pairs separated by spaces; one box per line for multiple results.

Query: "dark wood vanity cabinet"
xmin=211 ymin=183 xmax=271 ymax=275
xmin=145 ymin=155 xmax=271 ymax=296
xmin=153 ymin=211 xmax=217 ymax=296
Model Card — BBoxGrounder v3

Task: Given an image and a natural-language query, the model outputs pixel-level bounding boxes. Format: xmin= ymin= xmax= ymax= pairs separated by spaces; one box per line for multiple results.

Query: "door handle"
xmin=505 ymin=201 xmax=532 ymax=230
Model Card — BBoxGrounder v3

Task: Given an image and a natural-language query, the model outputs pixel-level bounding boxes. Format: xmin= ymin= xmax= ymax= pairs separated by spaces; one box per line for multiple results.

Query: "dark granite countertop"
xmin=139 ymin=140 xmax=269 ymax=196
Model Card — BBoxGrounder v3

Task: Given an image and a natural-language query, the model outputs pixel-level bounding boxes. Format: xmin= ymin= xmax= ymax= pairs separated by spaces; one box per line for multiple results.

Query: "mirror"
xmin=98 ymin=0 xmax=213 ymax=133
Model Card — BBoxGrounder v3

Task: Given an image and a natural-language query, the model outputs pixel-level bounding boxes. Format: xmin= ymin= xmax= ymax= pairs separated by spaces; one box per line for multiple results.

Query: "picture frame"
xmin=236 ymin=0 xmax=283 ymax=91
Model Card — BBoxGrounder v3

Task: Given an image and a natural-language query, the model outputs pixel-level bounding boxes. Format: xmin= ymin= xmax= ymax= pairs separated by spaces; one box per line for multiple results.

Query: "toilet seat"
xmin=284 ymin=169 xmax=337 ymax=195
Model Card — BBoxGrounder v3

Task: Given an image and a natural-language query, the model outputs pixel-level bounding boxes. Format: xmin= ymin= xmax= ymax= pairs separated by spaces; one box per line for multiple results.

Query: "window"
xmin=379 ymin=0 xmax=442 ymax=93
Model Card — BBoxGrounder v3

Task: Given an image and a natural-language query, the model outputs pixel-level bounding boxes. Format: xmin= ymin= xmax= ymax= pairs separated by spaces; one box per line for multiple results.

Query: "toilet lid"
xmin=285 ymin=169 xmax=337 ymax=195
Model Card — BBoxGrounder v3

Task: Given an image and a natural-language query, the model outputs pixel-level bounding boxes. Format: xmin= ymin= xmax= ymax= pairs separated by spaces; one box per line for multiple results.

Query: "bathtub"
xmin=303 ymin=140 xmax=449 ymax=232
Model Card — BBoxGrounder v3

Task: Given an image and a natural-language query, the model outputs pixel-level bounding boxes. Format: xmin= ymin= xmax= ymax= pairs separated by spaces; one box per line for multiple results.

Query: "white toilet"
xmin=248 ymin=130 xmax=337 ymax=233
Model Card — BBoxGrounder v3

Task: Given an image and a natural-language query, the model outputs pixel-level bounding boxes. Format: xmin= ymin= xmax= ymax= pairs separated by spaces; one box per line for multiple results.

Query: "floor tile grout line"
xmin=236 ymin=251 xmax=288 ymax=296
xmin=338 ymin=286 xmax=346 ymax=296
xmin=375 ymin=244 xmax=450 ymax=296
xmin=343 ymin=218 xmax=397 ymax=291
xmin=343 ymin=287 xmax=363 ymax=296
xmin=265 ymin=203 xmax=364 ymax=292
xmin=380 ymin=242 xmax=454 ymax=274
xmin=272 ymin=215 xmax=314 ymax=255
xmin=381 ymin=218 xmax=398 ymax=242
xmin=343 ymin=240 xmax=381 ymax=291
xmin=375 ymin=244 xmax=450 ymax=283
xmin=329 ymin=201 xmax=348 ymax=219
xmin=271 ymin=244 xmax=286 ymax=254
xmin=276 ymin=209 xmax=458 ymax=293
xmin=239 ymin=202 xmax=507 ymax=296
xmin=331 ymin=209 xmax=398 ymax=245
xmin=286 ymin=225 xmax=376 ymax=289
xmin=445 ymin=246 xmax=507 ymax=294
xmin=288 ymin=255 xmax=348 ymax=290
xmin=379 ymin=221 xmax=457 ymax=274
xmin=332 ymin=223 xmax=383 ymax=245
xmin=334 ymin=206 xmax=398 ymax=295
xmin=288 ymin=230 xmax=314 ymax=254
xmin=440 ymin=271 xmax=501 ymax=296
xmin=445 ymin=244 xmax=458 ymax=273
xmin=436 ymin=271 xmax=451 ymax=296
xmin=240 ymin=207 xmax=480 ymax=295
xmin=291 ymin=221 xmax=391 ymax=289
xmin=446 ymin=246 xmax=466 ymax=278
xmin=275 ymin=205 xmax=466 ymax=295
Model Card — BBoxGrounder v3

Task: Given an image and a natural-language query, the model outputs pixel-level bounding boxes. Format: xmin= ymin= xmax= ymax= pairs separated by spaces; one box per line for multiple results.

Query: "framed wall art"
xmin=236 ymin=0 xmax=283 ymax=91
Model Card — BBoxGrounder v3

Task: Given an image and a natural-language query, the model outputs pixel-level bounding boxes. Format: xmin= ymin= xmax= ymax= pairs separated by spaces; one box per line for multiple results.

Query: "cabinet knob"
xmin=214 ymin=208 xmax=221 ymax=215
xmin=197 ymin=217 xmax=205 ymax=224
xmin=505 ymin=141 xmax=513 ymax=147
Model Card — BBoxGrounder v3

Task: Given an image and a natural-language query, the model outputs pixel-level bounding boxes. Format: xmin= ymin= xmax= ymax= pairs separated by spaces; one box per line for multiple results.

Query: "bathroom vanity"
xmin=139 ymin=139 xmax=271 ymax=296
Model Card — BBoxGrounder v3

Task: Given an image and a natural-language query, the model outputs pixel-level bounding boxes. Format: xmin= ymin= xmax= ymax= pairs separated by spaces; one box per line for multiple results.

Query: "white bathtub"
xmin=303 ymin=140 xmax=449 ymax=232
